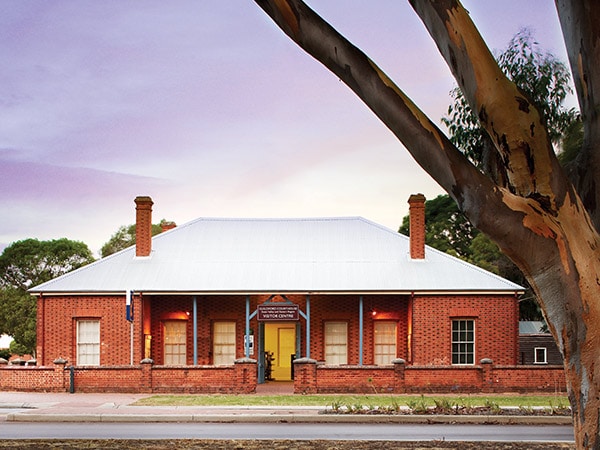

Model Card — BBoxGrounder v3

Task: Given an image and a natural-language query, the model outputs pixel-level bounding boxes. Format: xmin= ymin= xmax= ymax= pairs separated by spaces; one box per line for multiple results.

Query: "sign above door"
xmin=257 ymin=303 xmax=299 ymax=321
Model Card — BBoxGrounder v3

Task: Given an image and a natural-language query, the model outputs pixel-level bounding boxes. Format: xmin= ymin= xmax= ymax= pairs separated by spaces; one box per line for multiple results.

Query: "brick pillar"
xmin=480 ymin=358 xmax=494 ymax=393
xmin=234 ymin=357 xmax=257 ymax=394
xmin=392 ymin=358 xmax=406 ymax=393
xmin=140 ymin=358 xmax=154 ymax=393
xmin=135 ymin=196 xmax=153 ymax=257
xmin=408 ymin=194 xmax=426 ymax=259
xmin=53 ymin=357 xmax=68 ymax=392
xmin=293 ymin=358 xmax=317 ymax=394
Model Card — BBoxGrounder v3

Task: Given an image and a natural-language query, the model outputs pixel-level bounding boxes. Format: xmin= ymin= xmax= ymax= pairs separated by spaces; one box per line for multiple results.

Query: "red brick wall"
xmin=488 ymin=365 xmax=567 ymax=392
xmin=150 ymin=295 xmax=194 ymax=365
xmin=37 ymin=293 xmax=517 ymax=372
xmin=71 ymin=366 xmax=143 ymax=393
xmin=37 ymin=295 xmax=142 ymax=366
xmin=149 ymin=295 xmax=263 ymax=365
xmin=0 ymin=361 xmax=257 ymax=394
xmin=0 ymin=366 xmax=65 ymax=392
xmin=151 ymin=366 xmax=238 ymax=393
xmin=1 ymin=361 xmax=564 ymax=394
xmin=293 ymin=360 xmax=566 ymax=394
xmin=403 ymin=366 xmax=483 ymax=393
xmin=144 ymin=293 xmax=409 ymax=366
xmin=411 ymin=294 xmax=519 ymax=366
xmin=315 ymin=365 xmax=396 ymax=394
xmin=308 ymin=294 xmax=409 ymax=364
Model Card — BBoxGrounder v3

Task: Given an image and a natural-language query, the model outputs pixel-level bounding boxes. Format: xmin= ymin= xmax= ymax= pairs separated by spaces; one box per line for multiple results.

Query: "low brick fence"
xmin=0 ymin=364 xmax=65 ymax=392
xmin=0 ymin=358 xmax=257 ymax=394
xmin=293 ymin=358 xmax=567 ymax=394
xmin=0 ymin=357 xmax=566 ymax=394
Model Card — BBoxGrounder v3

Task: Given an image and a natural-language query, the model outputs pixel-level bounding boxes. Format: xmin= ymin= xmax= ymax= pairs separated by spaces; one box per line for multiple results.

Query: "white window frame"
xmin=77 ymin=320 xmax=100 ymax=366
xmin=164 ymin=320 xmax=187 ymax=365
xmin=213 ymin=321 xmax=236 ymax=365
xmin=374 ymin=321 xmax=397 ymax=365
xmin=324 ymin=321 xmax=348 ymax=365
xmin=534 ymin=347 xmax=548 ymax=364
xmin=451 ymin=319 xmax=475 ymax=365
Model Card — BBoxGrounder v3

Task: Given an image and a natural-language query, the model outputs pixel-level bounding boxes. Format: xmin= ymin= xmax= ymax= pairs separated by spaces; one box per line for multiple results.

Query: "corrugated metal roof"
xmin=30 ymin=217 xmax=524 ymax=294
xmin=519 ymin=321 xmax=547 ymax=334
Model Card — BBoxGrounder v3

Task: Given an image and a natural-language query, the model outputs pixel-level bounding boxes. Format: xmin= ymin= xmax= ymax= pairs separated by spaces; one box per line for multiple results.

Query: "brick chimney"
xmin=134 ymin=196 xmax=153 ymax=257
xmin=408 ymin=193 xmax=426 ymax=259
xmin=160 ymin=220 xmax=177 ymax=232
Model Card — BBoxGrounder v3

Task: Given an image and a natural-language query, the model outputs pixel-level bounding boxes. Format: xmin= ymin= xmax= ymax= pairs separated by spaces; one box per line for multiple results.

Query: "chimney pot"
xmin=134 ymin=196 xmax=153 ymax=257
xmin=408 ymin=193 xmax=426 ymax=259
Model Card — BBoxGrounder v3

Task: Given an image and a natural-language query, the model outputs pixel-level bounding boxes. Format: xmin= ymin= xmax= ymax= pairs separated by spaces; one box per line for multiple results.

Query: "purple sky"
xmin=1 ymin=1 xmax=570 ymax=255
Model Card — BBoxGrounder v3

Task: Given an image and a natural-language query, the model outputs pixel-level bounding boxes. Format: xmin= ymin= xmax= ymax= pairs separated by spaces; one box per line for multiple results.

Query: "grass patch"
xmin=133 ymin=393 xmax=568 ymax=409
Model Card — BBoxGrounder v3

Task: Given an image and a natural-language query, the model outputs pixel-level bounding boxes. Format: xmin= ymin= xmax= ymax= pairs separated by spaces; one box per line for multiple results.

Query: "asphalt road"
xmin=0 ymin=422 xmax=574 ymax=443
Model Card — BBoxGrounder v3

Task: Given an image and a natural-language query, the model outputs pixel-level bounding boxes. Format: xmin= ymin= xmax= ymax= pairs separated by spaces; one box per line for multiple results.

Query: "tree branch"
xmin=254 ymin=0 xmax=598 ymax=266
xmin=408 ymin=0 xmax=570 ymax=214
xmin=555 ymin=0 xmax=600 ymax=229
xmin=254 ymin=0 xmax=492 ymax=216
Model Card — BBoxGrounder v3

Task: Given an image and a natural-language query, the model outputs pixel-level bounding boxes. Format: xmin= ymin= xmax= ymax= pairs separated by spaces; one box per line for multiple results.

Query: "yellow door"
xmin=265 ymin=323 xmax=296 ymax=380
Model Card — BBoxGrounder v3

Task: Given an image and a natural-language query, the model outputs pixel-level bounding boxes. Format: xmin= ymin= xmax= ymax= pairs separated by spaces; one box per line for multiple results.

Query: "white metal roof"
xmin=30 ymin=217 xmax=523 ymax=295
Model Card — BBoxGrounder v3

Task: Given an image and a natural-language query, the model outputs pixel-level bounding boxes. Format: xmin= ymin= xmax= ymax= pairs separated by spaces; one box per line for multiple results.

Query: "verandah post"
xmin=359 ymin=295 xmax=364 ymax=366
xmin=245 ymin=295 xmax=251 ymax=358
xmin=193 ymin=296 xmax=198 ymax=365
xmin=306 ymin=295 xmax=310 ymax=359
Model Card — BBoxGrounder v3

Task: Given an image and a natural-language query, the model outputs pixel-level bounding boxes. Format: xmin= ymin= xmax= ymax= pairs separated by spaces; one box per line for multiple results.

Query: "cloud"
xmin=0 ymin=150 xmax=176 ymax=252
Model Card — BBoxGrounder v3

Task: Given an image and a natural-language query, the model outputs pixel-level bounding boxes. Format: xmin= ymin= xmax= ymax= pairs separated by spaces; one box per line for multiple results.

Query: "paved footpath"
xmin=0 ymin=391 xmax=572 ymax=425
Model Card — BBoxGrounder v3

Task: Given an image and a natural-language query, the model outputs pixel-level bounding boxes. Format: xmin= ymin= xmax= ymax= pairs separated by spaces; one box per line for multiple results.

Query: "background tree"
xmin=101 ymin=222 xmax=166 ymax=258
xmin=0 ymin=348 xmax=10 ymax=361
xmin=0 ymin=238 xmax=94 ymax=354
xmin=256 ymin=1 xmax=600 ymax=446
xmin=8 ymin=340 xmax=29 ymax=358
xmin=399 ymin=194 xmax=475 ymax=258
xmin=0 ymin=287 xmax=35 ymax=356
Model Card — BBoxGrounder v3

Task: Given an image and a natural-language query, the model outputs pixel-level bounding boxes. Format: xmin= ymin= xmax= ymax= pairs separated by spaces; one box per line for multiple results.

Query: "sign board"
xmin=257 ymin=304 xmax=299 ymax=321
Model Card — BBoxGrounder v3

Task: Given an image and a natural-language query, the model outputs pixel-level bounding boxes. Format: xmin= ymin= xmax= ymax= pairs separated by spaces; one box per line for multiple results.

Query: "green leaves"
xmin=0 ymin=238 xmax=95 ymax=354
xmin=497 ymin=28 xmax=578 ymax=143
xmin=0 ymin=238 xmax=94 ymax=290
xmin=399 ymin=194 xmax=477 ymax=259
xmin=443 ymin=28 xmax=579 ymax=169
xmin=100 ymin=222 xmax=164 ymax=258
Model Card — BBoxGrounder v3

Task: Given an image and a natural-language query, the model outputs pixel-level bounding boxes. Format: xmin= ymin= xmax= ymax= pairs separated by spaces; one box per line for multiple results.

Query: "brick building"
xmin=27 ymin=194 xmax=532 ymax=393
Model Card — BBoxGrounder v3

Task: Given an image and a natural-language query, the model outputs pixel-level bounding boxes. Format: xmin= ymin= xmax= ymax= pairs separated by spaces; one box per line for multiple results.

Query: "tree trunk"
xmin=254 ymin=1 xmax=600 ymax=447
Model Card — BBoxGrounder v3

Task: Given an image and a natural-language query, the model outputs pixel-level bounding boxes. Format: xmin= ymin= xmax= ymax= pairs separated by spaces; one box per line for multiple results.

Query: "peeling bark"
xmin=255 ymin=1 xmax=600 ymax=447
xmin=556 ymin=1 xmax=600 ymax=231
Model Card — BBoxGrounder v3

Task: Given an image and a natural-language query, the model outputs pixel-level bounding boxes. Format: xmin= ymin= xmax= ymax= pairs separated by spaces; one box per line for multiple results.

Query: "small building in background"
xmin=519 ymin=321 xmax=563 ymax=365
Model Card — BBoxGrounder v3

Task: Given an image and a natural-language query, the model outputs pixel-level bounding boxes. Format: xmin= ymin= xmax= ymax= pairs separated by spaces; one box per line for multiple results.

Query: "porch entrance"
xmin=264 ymin=322 xmax=296 ymax=381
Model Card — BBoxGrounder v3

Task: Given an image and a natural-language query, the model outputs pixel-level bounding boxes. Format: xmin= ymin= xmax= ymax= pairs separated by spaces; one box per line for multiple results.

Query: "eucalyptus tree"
xmin=255 ymin=1 xmax=600 ymax=447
